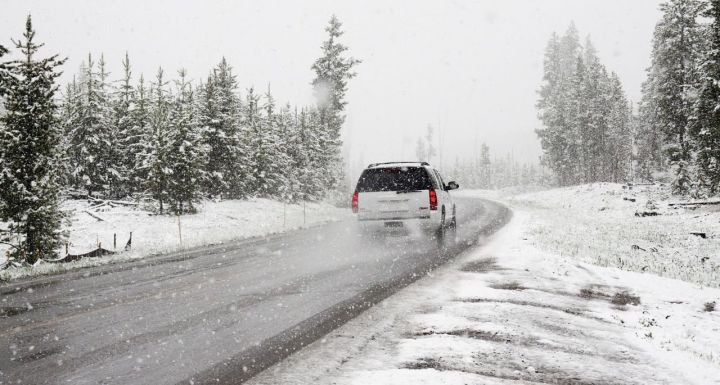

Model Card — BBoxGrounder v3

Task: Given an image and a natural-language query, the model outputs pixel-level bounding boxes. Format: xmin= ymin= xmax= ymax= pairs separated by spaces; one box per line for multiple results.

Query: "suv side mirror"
xmin=446 ymin=181 xmax=459 ymax=190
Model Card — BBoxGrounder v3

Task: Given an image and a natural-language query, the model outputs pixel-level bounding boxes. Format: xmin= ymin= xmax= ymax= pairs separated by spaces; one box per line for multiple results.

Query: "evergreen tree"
xmin=581 ymin=40 xmax=611 ymax=182
xmin=128 ymin=74 xmax=150 ymax=194
xmin=98 ymin=54 xmax=123 ymax=197
xmin=300 ymin=108 xmax=326 ymax=199
xmin=277 ymin=104 xmax=302 ymax=202
xmin=244 ymin=87 xmax=267 ymax=195
xmin=0 ymin=44 xmax=8 ymax=97
xmin=0 ymin=16 xmax=66 ymax=264
xmin=635 ymin=69 xmax=665 ymax=181
xmin=691 ymin=0 xmax=720 ymax=193
xmin=58 ymin=77 xmax=80 ymax=188
xmin=414 ymin=125 xmax=437 ymax=163
xmin=538 ymin=24 xmax=637 ymax=186
xmin=257 ymin=88 xmax=290 ymax=198
xmin=166 ymin=70 xmax=206 ymax=213
xmin=141 ymin=68 xmax=172 ymax=213
xmin=199 ymin=58 xmax=246 ymax=198
xmin=68 ymin=53 xmax=115 ymax=197
xmin=479 ymin=143 xmax=491 ymax=188
xmin=311 ymin=15 xmax=360 ymax=194
xmin=566 ymin=54 xmax=588 ymax=183
xmin=195 ymin=75 xmax=220 ymax=194
xmin=606 ymin=73 xmax=633 ymax=182
xmin=414 ymin=138 xmax=427 ymax=162
xmin=114 ymin=52 xmax=136 ymax=196
xmin=649 ymin=0 xmax=705 ymax=193
xmin=536 ymin=25 xmax=583 ymax=186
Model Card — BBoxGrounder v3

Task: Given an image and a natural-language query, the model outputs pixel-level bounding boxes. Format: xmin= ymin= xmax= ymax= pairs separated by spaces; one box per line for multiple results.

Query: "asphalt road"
xmin=0 ymin=196 xmax=509 ymax=385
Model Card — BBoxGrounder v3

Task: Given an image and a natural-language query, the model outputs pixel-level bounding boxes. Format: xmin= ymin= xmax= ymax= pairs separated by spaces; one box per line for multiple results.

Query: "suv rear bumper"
xmin=357 ymin=215 xmax=430 ymax=221
xmin=356 ymin=214 xmax=440 ymax=233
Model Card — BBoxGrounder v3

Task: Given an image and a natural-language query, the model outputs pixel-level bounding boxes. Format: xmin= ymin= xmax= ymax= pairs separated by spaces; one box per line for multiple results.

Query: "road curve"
xmin=0 ymin=197 xmax=510 ymax=385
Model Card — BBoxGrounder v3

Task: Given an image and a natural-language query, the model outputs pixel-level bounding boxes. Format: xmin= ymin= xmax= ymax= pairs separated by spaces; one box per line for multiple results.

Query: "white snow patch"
xmin=506 ymin=182 xmax=720 ymax=287
xmin=1 ymin=198 xmax=348 ymax=281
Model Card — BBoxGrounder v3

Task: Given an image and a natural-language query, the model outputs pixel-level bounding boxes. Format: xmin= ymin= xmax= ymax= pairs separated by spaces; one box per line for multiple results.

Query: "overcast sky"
xmin=1 ymin=0 xmax=663 ymax=176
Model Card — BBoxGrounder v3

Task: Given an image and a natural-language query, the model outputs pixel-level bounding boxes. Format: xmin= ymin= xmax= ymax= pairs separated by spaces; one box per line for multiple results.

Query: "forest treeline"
xmin=0 ymin=15 xmax=358 ymax=263
xmin=448 ymin=143 xmax=547 ymax=190
xmin=535 ymin=23 xmax=633 ymax=187
xmin=636 ymin=0 xmax=720 ymax=196
xmin=413 ymin=125 xmax=548 ymax=190
xmin=537 ymin=0 xmax=720 ymax=198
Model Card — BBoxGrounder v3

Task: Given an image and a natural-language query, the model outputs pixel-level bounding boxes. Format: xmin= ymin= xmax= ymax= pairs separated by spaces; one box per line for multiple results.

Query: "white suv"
xmin=351 ymin=162 xmax=459 ymax=240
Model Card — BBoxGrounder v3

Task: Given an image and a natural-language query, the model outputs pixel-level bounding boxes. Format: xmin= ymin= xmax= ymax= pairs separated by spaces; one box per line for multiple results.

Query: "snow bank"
xmin=0 ymin=198 xmax=349 ymax=281
xmin=504 ymin=183 xmax=720 ymax=288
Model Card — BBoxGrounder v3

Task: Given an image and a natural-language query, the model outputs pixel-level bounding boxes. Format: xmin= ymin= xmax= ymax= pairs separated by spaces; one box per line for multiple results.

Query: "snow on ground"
xmin=507 ymin=183 xmax=720 ymax=288
xmin=248 ymin=194 xmax=720 ymax=385
xmin=0 ymin=198 xmax=348 ymax=281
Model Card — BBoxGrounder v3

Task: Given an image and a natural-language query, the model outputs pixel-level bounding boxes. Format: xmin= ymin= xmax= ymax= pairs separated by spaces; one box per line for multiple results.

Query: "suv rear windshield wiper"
xmin=396 ymin=190 xmax=422 ymax=194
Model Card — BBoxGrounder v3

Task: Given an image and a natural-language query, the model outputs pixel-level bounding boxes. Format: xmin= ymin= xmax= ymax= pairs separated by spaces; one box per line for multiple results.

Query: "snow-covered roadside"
xmin=248 ymin=207 xmax=720 ymax=385
xmin=508 ymin=183 xmax=720 ymax=288
xmin=0 ymin=198 xmax=349 ymax=281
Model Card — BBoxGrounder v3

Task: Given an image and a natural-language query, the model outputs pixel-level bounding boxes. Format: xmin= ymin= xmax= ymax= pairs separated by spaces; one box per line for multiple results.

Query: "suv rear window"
xmin=355 ymin=167 xmax=432 ymax=192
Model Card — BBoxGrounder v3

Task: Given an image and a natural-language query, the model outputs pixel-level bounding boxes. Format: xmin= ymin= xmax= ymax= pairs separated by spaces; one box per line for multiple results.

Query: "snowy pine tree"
xmin=257 ymin=89 xmax=291 ymax=198
xmin=199 ymin=58 xmax=247 ymax=198
xmin=0 ymin=16 xmax=66 ymax=263
xmin=113 ymin=52 xmax=136 ymax=197
xmin=479 ymin=143 xmax=491 ymax=188
xmin=243 ymin=87 xmax=268 ymax=195
xmin=98 ymin=54 xmax=123 ymax=197
xmin=648 ymin=0 xmax=705 ymax=193
xmin=297 ymin=108 xmax=325 ymax=200
xmin=68 ymin=53 xmax=115 ymax=197
xmin=0 ymin=44 xmax=8 ymax=97
xmin=276 ymin=104 xmax=302 ymax=202
xmin=128 ymin=74 xmax=151 ymax=194
xmin=580 ymin=40 xmax=611 ymax=183
xmin=311 ymin=15 xmax=360 ymax=195
xmin=141 ymin=68 xmax=172 ymax=213
xmin=166 ymin=70 xmax=207 ymax=213
xmin=691 ymin=0 xmax=720 ymax=193
xmin=606 ymin=73 xmax=633 ymax=182
xmin=635 ymin=69 xmax=665 ymax=181
xmin=536 ymin=27 xmax=582 ymax=186
xmin=566 ymin=53 xmax=587 ymax=183
xmin=58 ymin=77 xmax=81 ymax=188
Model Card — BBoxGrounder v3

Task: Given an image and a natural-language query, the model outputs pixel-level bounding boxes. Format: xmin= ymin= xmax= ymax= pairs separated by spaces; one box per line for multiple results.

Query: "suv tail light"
xmin=429 ymin=188 xmax=438 ymax=211
xmin=352 ymin=191 xmax=359 ymax=213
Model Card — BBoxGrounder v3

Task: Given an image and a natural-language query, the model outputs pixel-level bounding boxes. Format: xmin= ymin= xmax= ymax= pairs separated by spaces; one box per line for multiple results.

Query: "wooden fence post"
xmin=177 ymin=215 xmax=182 ymax=246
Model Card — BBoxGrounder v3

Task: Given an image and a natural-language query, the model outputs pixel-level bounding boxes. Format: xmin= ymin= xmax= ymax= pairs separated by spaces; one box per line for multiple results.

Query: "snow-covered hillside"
xmin=0 ymin=198 xmax=349 ymax=280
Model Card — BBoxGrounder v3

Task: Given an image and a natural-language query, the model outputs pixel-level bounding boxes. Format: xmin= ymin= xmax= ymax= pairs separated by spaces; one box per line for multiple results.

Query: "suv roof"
xmin=367 ymin=161 xmax=430 ymax=169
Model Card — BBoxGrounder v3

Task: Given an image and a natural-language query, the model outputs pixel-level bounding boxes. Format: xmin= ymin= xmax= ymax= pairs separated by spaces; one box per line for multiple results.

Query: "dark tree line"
xmin=535 ymin=23 xmax=633 ymax=187
xmin=0 ymin=15 xmax=358 ymax=263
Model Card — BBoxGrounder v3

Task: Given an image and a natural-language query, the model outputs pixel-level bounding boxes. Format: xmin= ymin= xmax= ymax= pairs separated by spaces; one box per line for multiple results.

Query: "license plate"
xmin=384 ymin=221 xmax=403 ymax=228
